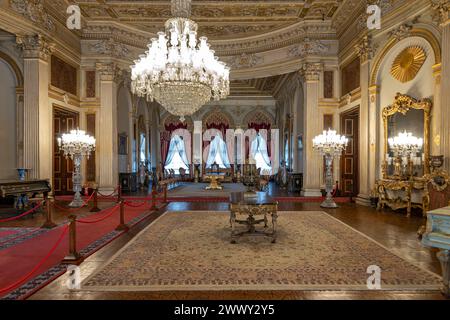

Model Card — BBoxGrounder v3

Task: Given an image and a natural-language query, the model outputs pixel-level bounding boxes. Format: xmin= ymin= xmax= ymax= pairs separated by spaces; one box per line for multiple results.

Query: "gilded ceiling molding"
xmin=10 ymin=0 xmax=55 ymax=32
xmin=369 ymin=27 xmax=442 ymax=87
xmin=16 ymin=34 xmax=54 ymax=60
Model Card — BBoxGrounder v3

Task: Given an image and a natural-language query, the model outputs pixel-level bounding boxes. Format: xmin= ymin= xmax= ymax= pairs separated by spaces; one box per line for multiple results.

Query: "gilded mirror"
xmin=382 ymin=93 xmax=432 ymax=179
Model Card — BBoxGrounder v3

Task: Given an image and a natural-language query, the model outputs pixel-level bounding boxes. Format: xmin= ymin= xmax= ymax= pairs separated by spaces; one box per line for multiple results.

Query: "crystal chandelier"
xmin=130 ymin=0 xmax=230 ymax=121
xmin=313 ymin=129 xmax=348 ymax=208
xmin=57 ymin=129 xmax=96 ymax=207
xmin=388 ymin=130 xmax=423 ymax=156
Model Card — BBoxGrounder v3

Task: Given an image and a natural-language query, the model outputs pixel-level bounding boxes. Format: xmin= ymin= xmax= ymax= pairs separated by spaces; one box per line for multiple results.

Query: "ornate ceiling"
xmin=69 ymin=0 xmax=344 ymax=40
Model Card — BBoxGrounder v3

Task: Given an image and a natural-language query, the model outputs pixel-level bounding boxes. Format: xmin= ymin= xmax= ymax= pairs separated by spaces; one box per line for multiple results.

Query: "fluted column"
xmin=432 ymin=64 xmax=442 ymax=155
xmin=436 ymin=4 xmax=450 ymax=170
xmin=97 ymin=63 xmax=120 ymax=191
xmin=301 ymin=63 xmax=323 ymax=197
xmin=355 ymin=35 xmax=375 ymax=206
xmin=17 ymin=34 xmax=53 ymax=180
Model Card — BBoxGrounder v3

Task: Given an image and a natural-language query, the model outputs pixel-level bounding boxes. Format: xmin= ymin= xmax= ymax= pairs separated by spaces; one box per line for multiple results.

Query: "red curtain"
xmin=248 ymin=122 xmax=272 ymax=156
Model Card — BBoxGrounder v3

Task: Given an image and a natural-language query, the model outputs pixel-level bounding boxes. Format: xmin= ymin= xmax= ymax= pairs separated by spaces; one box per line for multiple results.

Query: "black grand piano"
xmin=0 ymin=179 xmax=51 ymax=210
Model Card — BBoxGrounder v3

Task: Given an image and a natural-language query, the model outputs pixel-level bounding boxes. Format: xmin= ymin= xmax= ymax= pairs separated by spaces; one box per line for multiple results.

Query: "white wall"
xmin=376 ymin=37 xmax=436 ymax=178
xmin=0 ymin=58 xmax=17 ymax=179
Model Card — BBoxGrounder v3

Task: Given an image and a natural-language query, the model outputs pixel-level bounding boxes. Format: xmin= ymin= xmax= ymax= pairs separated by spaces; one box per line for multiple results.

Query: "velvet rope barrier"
xmin=77 ymin=204 xmax=120 ymax=224
xmin=124 ymin=201 xmax=147 ymax=208
xmin=0 ymin=202 xmax=43 ymax=223
xmin=97 ymin=186 xmax=120 ymax=198
xmin=52 ymin=192 xmax=96 ymax=213
xmin=0 ymin=224 xmax=69 ymax=294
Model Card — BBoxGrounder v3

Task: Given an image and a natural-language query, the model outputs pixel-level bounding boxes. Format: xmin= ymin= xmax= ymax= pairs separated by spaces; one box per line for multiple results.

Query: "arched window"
xmin=164 ymin=135 xmax=190 ymax=174
xmin=206 ymin=136 xmax=231 ymax=169
xmin=250 ymin=134 xmax=272 ymax=174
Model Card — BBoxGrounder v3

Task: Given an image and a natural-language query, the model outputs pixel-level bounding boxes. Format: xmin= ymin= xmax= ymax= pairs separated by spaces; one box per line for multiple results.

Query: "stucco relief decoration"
xmin=431 ymin=0 xmax=450 ymax=25
xmin=390 ymin=46 xmax=426 ymax=83
xmin=227 ymin=53 xmax=263 ymax=69
xmin=389 ymin=24 xmax=413 ymax=41
xmin=354 ymin=35 xmax=375 ymax=62
xmin=288 ymin=38 xmax=329 ymax=58
xmin=90 ymin=39 xmax=130 ymax=59
xmin=10 ymin=0 xmax=56 ymax=32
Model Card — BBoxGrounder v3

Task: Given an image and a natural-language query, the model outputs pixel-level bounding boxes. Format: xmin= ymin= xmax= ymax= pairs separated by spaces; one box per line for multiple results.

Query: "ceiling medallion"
xmin=390 ymin=46 xmax=426 ymax=83
xmin=130 ymin=0 xmax=230 ymax=121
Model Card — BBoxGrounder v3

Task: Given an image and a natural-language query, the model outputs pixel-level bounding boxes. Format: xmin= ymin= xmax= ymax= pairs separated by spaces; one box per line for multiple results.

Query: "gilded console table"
xmin=376 ymin=178 xmax=427 ymax=217
xmin=229 ymin=192 xmax=278 ymax=244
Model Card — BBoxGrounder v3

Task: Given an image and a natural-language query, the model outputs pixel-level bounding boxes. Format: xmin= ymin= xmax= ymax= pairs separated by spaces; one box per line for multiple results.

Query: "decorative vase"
xmin=17 ymin=168 xmax=27 ymax=181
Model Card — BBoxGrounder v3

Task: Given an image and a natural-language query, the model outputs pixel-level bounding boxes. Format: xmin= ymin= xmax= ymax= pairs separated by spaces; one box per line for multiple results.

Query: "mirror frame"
xmin=382 ymin=93 xmax=432 ymax=179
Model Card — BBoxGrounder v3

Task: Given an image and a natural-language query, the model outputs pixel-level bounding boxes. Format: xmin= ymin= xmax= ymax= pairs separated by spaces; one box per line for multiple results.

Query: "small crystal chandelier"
xmin=388 ymin=130 xmax=423 ymax=156
xmin=58 ymin=129 xmax=96 ymax=207
xmin=313 ymin=129 xmax=348 ymax=208
xmin=130 ymin=0 xmax=230 ymax=121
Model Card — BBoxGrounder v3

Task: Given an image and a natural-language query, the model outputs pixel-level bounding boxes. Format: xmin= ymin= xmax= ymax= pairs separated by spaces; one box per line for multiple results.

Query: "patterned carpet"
xmin=83 ymin=211 xmax=441 ymax=292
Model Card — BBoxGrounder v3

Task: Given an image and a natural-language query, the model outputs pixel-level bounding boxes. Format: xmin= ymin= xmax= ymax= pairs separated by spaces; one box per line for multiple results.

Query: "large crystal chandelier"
xmin=130 ymin=0 xmax=230 ymax=121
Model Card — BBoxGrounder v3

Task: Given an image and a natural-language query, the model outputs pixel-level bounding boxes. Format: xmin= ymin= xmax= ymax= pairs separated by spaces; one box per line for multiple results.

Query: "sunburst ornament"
xmin=390 ymin=46 xmax=426 ymax=83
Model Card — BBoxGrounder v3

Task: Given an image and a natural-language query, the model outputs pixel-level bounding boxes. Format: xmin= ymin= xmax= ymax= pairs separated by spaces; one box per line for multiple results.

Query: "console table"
xmin=204 ymin=173 xmax=225 ymax=190
xmin=229 ymin=192 xmax=278 ymax=244
xmin=0 ymin=179 xmax=51 ymax=209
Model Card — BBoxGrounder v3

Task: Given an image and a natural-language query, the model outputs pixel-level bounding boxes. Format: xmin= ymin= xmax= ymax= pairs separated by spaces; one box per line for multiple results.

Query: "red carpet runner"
xmin=0 ymin=204 xmax=154 ymax=299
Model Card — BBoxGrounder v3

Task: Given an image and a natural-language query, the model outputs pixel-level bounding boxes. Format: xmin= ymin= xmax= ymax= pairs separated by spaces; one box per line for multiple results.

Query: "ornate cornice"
xmin=10 ymin=0 xmax=55 ymax=32
xmin=16 ymin=34 xmax=54 ymax=60
xmin=287 ymin=38 xmax=329 ymax=58
xmin=431 ymin=0 xmax=450 ymax=26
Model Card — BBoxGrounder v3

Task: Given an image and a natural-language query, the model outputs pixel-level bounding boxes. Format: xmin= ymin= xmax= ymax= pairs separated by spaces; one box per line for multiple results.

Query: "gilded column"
xmin=432 ymin=63 xmax=442 ymax=155
xmin=354 ymin=35 xmax=375 ymax=206
xmin=301 ymin=63 xmax=323 ymax=197
xmin=17 ymin=34 xmax=53 ymax=180
xmin=96 ymin=62 xmax=120 ymax=191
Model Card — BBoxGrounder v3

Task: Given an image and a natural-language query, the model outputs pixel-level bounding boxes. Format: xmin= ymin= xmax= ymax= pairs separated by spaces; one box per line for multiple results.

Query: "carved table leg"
xmin=230 ymin=210 xmax=237 ymax=244
xmin=437 ymin=249 xmax=450 ymax=298
xmin=271 ymin=211 xmax=278 ymax=244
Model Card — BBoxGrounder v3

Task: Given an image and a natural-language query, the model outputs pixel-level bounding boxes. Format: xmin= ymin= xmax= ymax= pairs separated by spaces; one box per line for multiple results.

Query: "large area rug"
xmin=168 ymin=183 xmax=246 ymax=198
xmin=82 ymin=211 xmax=441 ymax=291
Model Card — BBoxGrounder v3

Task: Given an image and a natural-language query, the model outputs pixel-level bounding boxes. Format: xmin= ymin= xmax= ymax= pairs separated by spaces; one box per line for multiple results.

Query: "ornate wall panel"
xmin=85 ymin=70 xmax=96 ymax=98
xmin=51 ymin=55 xmax=77 ymax=96
xmin=324 ymin=70 xmax=334 ymax=98
xmin=341 ymin=57 xmax=360 ymax=96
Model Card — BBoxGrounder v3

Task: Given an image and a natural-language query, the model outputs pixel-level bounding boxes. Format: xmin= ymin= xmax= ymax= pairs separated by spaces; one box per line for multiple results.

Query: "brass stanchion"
xmin=117 ymin=185 xmax=122 ymax=203
xmin=41 ymin=195 xmax=57 ymax=229
xmin=116 ymin=200 xmax=129 ymax=231
xmin=163 ymin=185 xmax=168 ymax=204
xmin=62 ymin=215 xmax=84 ymax=265
xmin=90 ymin=188 xmax=101 ymax=212
xmin=150 ymin=190 xmax=158 ymax=210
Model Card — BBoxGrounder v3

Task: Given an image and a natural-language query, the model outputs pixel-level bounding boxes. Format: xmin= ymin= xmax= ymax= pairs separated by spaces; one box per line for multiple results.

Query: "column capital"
xmin=354 ymin=35 xmax=374 ymax=64
xmin=431 ymin=0 xmax=450 ymax=26
xmin=96 ymin=62 xmax=122 ymax=82
xmin=16 ymin=34 xmax=54 ymax=60
xmin=299 ymin=63 xmax=323 ymax=82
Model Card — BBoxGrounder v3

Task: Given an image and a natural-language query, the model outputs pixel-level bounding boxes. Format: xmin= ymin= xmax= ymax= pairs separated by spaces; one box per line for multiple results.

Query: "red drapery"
xmin=161 ymin=122 xmax=188 ymax=166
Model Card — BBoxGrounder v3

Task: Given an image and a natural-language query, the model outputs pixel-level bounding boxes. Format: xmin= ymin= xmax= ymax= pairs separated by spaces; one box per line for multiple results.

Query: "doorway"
xmin=53 ymin=106 xmax=79 ymax=195
xmin=340 ymin=107 xmax=359 ymax=197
